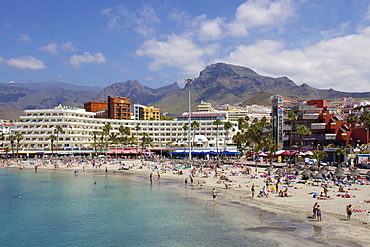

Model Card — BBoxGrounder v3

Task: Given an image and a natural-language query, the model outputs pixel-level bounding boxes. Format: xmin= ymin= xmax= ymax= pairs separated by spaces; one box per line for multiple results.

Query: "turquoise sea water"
xmin=0 ymin=168 xmax=356 ymax=247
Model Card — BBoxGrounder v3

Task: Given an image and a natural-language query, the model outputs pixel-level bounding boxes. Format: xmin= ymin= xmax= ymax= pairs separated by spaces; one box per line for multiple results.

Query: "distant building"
xmin=271 ymin=95 xmax=351 ymax=150
xmin=107 ymin=96 xmax=131 ymax=120
xmin=0 ymin=120 xmax=15 ymax=135
xmin=84 ymin=96 xmax=131 ymax=120
xmin=133 ymin=104 xmax=160 ymax=120
xmin=83 ymin=101 xmax=108 ymax=113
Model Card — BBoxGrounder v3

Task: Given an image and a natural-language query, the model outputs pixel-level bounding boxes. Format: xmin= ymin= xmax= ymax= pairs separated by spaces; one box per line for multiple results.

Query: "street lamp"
xmin=185 ymin=78 xmax=194 ymax=160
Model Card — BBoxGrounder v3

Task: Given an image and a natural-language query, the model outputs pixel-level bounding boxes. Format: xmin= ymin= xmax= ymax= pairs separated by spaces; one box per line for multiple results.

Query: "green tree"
xmin=223 ymin=121 xmax=233 ymax=151
xmin=49 ymin=134 xmax=57 ymax=157
xmin=182 ymin=124 xmax=189 ymax=145
xmin=140 ymin=132 xmax=152 ymax=154
xmin=55 ymin=125 xmax=63 ymax=150
xmin=92 ymin=131 xmax=99 ymax=154
xmin=314 ymin=150 xmax=328 ymax=167
xmin=135 ymin=124 xmax=141 ymax=157
xmin=335 ymin=148 xmax=346 ymax=164
xmin=15 ymin=132 xmax=23 ymax=158
xmin=191 ymin=121 xmax=200 ymax=148
xmin=245 ymin=118 xmax=268 ymax=170
xmin=263 ymin=135 xmax=279 ymax=165
xmin=296 ymin=125 xmax=312 ymax=158
xmin=8 ymin=135 xmax=16 ymax=158
xmin=213 ymin=119 xmax=223 ymax=158
xmin=346 ymin=113 xmax=358 ymax=129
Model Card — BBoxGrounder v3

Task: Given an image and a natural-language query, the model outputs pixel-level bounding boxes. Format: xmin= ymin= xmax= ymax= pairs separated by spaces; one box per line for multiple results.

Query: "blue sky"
xmin=1 ymin=0 xmax=370 ymax=92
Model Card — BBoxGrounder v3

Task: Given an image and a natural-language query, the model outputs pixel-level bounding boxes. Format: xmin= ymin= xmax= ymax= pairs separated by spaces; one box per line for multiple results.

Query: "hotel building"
xmin=6 ymin=105 xmax=238 ymax=152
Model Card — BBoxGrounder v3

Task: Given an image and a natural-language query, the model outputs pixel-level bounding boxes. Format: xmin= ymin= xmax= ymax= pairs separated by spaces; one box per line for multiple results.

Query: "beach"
xmin=2 ymin=157 xmax=370 ymax=246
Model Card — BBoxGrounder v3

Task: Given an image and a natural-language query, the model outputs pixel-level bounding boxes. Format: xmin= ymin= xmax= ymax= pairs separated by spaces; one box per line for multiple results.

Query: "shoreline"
xmin=2 ymin=158 xmax=370 ymax=246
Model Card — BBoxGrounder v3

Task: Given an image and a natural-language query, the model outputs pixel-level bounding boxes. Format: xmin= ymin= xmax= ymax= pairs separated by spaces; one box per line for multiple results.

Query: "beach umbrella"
xmin=276 ymin=168 xmax=284 ymax=174
xmin=366 ymin=170 xmax=370 ymax=176
xmin=313 ymin=173 xmax=323 ymax=179
xmin=350 ymin=169 xmax=360 ymax=177
xmin=265 ymin=166 xmax=274 ymax=172
xmin=301 ymin=169 xmax=311 ymax=176
xmin=309 ymin=164 xmax=319 ymax=171
xmin=287 ymin=169 xmax=296 ymax=175
xmin=318 ymin=169 xmax=328 ymax=175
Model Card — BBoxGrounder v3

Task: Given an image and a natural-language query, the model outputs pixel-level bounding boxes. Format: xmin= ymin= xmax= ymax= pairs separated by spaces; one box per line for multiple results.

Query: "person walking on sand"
xmin=312 ymin=202 xmax=318 ymax=219
xmin=316 ymin=205 xmax=322 ymax=221
xmin=251 ymin=184 xmax=255 ymax=198
xmin=346 ymin=204 xmax=353 ymax=221
xmin=212 ymin=188 xmax=217 ymax=201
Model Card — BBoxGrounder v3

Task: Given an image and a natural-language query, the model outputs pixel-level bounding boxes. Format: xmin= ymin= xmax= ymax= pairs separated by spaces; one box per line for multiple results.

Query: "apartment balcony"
xmin=325 ymin=134 xmax=336 ymax=140
xmin=310 ymin=123 xmax=326 ymax=129
xmin=302 ymin=113 xmax=319 ymax=119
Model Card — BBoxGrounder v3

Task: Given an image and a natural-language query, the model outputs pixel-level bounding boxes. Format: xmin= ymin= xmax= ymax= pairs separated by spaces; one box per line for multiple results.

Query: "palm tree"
xmin=335 ymin=148 xmax=346 ymax=164
xmin=8 ymin=135 xmax=16 ymax=158
xmin=15 ymin=132 xmax=23 ymax=158
xmin=245 ymin=118 xmax=267 ymax=170
xmin=49 ymin=134 xmax=57 ymax=157
xmin=92 ymin=131 xmax=99 ymax=154
xmin=232 ymin=132 xmax=247 ymax=154
xmin=263 ymin=135 xmax=279 ymax=165
xmin=191 ymin=121 xmax=200 ymax=148
xmin=346 ymin=113 xmax=358 ymax=129
xmin=213 ymin=119 xmax=223 ymax=158
xmin=296 ymin=125 xmax=312 ymax=158
xmin=99 ymin=131 xmax=106 ymax=153
xmin=4 ymin=146 xmax=10 ymax=158
xmin=119 ymin=126 xmax=131 ymax=148
xmin=359 ymin=110 xmax=370 ymax=127
xmin=135 ymin=124 xmax=141 ymax=158
xmin=182 ymin=123 xmax=188 ymax=144
xmin=314 ymin=150 xmax=328 ymax=168
xmin=55 ymin=125 xmax=63 ymax=151
xmin=108 ymin=133 xmax=119 ymax=147
xmin=140 ymin=132 xmax=152 ymax=154
xmin=223 ymin=121 xmax=233 ymax=151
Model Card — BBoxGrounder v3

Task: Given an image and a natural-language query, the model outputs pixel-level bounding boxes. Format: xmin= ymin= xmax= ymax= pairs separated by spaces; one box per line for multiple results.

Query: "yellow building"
xmin=143 ymin=106 xmax=160 ymax=120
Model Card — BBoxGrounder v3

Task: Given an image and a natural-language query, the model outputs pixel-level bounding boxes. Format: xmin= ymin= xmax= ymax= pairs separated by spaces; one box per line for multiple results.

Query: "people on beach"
xmin=185 ymin=178 xmax=188 ymax=186
xmin=149 ymin=173 xmax=153 ymax=183
xmin=251 ymin=184 xmax=255 ymax=198
xmin=316 ymin=205 xmax=322 ymax=221
xmin=346 ymin=204 xmax=353 ymax=221
xmin=312 ymin=202 xmax=318 ymax=219
xmin=212 ymin=188 xmax=217 ymax=201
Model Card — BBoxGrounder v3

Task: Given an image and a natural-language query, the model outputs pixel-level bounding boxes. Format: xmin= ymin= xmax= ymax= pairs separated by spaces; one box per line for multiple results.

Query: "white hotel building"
xmin=8 ymin=106 xmax=238 ymax=152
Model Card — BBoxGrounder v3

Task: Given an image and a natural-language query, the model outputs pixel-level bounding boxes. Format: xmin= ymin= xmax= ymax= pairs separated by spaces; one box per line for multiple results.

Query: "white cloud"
xmin=0 ymin=57 xmax=5 ymax=64
xmin=198 ymin=17 xmax=224 ymax=40
xmin=6 ymin=56 xmax=46 ymax=69
xmin=101 ymin=4 xmax=160 ymax=37
xmin=136 ymin=34 xmax=215 ymax=76
xmin=16 ymin=33 xmax=30 ymax=42
xmin=227 ymin=0 xmax=295 ymax=37
xmin=39 ymin=41 xmax=76 ymax=54
xmin=219 ymin=26 xmax=370 ymax=92
xmin=39 ymin=42 xmax=59 ymax=54
xmin=60 ymin=41 xmax=76 ymax=52
xmin=69 ymin=52 xmax=107 ymax=68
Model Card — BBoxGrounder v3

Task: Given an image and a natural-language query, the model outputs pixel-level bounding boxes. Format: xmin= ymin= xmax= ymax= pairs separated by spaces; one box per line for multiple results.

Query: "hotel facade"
xmin=7 ymin=106 xmax=238 ymax=153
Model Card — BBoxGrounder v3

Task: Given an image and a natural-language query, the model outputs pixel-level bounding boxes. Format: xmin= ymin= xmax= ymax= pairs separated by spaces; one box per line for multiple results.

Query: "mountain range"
xmin=1 ymin=62 xmax=370 ymax=120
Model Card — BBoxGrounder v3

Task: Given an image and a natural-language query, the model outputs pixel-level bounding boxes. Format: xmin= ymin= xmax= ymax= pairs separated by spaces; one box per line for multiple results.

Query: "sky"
xmin=1 ymin=0 xmax=370 ymax=92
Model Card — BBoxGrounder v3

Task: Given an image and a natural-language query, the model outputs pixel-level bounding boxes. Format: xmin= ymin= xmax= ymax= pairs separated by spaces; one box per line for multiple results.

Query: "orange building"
xmin=107 ymin=96 xmax=131 ymax=119
xmin=84 ymin=101 xmax=108 ymax=113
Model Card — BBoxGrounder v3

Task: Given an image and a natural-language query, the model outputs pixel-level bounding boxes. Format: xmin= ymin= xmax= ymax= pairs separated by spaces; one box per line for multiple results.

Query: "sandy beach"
xmin=2 ymin=157 xmax=370 ymax=246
